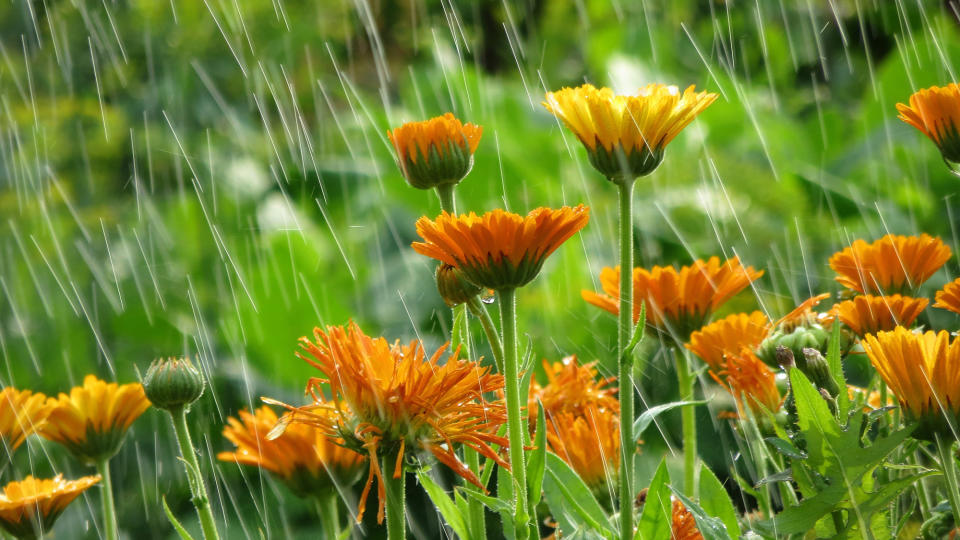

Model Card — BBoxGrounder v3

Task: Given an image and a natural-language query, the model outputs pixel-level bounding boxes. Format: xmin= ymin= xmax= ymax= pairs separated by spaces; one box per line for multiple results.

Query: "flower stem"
xmin=383 ymin=449 xmax=407 ymax=540
xmin=498 ymin=287 xmax=529 ymax=540
xmin=435 ymin=183 xmax=456 ymax=214
xmin=170 ymin=406 xmax=221 ymax=540
xmin=317 ymin=494 xmax=339 ymax=540
xmin=936 ymin=435 xmax=960 ymax=523
xmin=466 ymin=296 xmax=504 ymax=373
xmin=96 ymin=458 xmax=118 ymax=540
xmin=674 ymin=347 xmax=697 ymax=496
xmin=616 ymin=180 xmax=636 ymax=539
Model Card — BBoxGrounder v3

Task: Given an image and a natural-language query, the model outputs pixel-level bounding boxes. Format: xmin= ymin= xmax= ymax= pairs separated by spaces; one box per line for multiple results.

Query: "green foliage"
xmin=542 ymin=452 xmax=615 ymax=539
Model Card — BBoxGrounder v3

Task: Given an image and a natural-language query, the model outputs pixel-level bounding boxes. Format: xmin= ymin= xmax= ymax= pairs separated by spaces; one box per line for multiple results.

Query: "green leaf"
xmin=635 ymin=459 xmax=671 ymax=540
xmin=418 ymin=471 xmax=471 ymax=540
xmin=542 ymin=452 xmax=615 ymax=539
xmin=632 ymin=401 xmax=706 ymax=437
xmin=497 ymin=461 xmax=516 ymax=540
xmin=162 ymin=495 xmax=197 ymax=540
xmin=459 ymin=484 xmax=515 ymax=515
xmin=668 ymin=488 xmax=733 ymax=540
xmin=765 ymin=436 xmax=807 ymax=459
xmin=623 ymin=301 xmax=647 ymax=362
xmin=527 ymin=402 xmax=547 ymax=512
xmin=698 ymin=466 xmax=741 ymax=539
xmin=826 ymin=321 xmax=848 ymax=417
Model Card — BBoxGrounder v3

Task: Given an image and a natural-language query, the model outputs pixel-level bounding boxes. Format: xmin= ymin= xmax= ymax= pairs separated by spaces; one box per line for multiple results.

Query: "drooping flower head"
xmin=582 ymin=257 xmax=763 ymax=343
xmin=831 ymin=294 xmax=928 ymax=338
xmin=413 ymin=206 xmax=590 ymax=290
xmin=218 ymin=406 xmax=366 ymax=498
xmin=267 ymin=322 xmax=508 ymax=523
xmin=934 ymin=277 xmax=960 ymax=315
xmin=545 ymin=405 xmax=620 ymax=490
xmin=528 ymin=356 xmax=619 ymax=420
xmin=543 ymin=84 xmax=717 ymax=182
xmin=671 ymin=500 xmax=705 ymax=540
xmin=711 ymin=349 xmax=783 ymax=417
xmin=1 ymin=388 xmax=53 ymax=455
xmin=38 ymin=375 xmax=151 ymax=463
xmin=686 ymin=311 xmax=770 ymax=372
xmin=387 ymin=113 xmax=482 ymax=189
xmin=0 ymin=475 xmax=100 ymax=539
xmin=828 ymin=234 xmax=951 ymax=295
xmin=862 ymin=327 xmax=960 ymax=441
xmin=896 ymin=84 xmax=960 ymax=163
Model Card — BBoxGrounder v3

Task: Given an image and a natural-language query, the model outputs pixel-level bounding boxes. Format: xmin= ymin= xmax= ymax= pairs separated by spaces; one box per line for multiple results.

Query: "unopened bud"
xmin=143 ymin=357 xmax=205 ymax=412
xmin=776 ymin=346 xmax=795 ymax=370
xmin=435 ymin=264 xmax=482 ymax=307
xmin=801 ymin=348 xmax=840 ymax=397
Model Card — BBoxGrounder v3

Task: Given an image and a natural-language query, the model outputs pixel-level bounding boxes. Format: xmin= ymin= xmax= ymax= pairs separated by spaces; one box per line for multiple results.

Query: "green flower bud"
xmin=143 ymin=357 xmax=205 ymax=412
xmin=435 ymin=263 xmax=482 ymax=307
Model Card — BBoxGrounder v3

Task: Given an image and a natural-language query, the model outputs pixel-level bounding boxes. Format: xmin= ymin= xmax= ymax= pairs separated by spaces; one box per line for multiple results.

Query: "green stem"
xmin=435 ymin=183 xmax=456 ymax=214
xmin=674 ymin=347 xmax=697 ymax=496
xmin=170 ymin=406 xmax=221 ymax=540
xmin=936 ymin=435 xmax=960 ymax=523
xmin=96 ymin=458 xmax=118 ymax=540
xmin=317 ymin=494 xmax=339 ymax=540
xmin=499 ymin=287 xmax=529 ymax=540
xmin=463 ymin=448 xmax=486 ymax=539
xmin=383 ymin=449 xmax=407 ymax=540
xmin=616 ymin=181 xmax=636 ymax=540
xmin=466 ymin=296 xmax=505 ymax=373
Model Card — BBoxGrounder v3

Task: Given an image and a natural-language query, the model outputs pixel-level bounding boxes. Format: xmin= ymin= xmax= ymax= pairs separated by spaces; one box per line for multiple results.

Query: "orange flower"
xmin=218 ymin=406 xmax=365 ymax=498
xmin=831 ymin=294 xmax=928 ymax=337
xmin=543 ymin=84 xmax=717 ymax=181
xmin=896 ymin=84 xmax=960 ymax=163
xmin=1 ymin=388 xmax=53 ymax=454
xmin=0 ymin=475 xmax=100 ymax=538
xmin=862 ymin=327 xmax=960 ymax=441
xmin=38 ymin=375 xmax=150 ymax=463
xmin=774 ymin=293 xmax=832 ymax=330
xmin=387 ymin=113 xmax=482 ymax=189
xmin=686 ymin=311 xmax=770 ymax=371
xmin=582 ymin=257 xmax=763 ymax=341
xmin=528 ymin=356 xmax=619 ymax=419
xmin=671 ymin=500 xmax=705 ymax=540
xmin=412 ymin=206 xmax=590 ymax=290
xmin=711 ymin=349 xmax=783 ymax=417
xmin=934 ymin=277 xmax=960 ymax=315
xmin=266 ymin=322 xmax=508 ymax=523
xmin=545 ymin=406 xmax=619 ymax=489
xmin=828 ymin=234 xmax=951 ymax=295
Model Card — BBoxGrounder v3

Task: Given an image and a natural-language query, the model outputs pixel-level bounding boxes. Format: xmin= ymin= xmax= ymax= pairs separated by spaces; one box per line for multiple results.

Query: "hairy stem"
xmin=674 ymin=347 xmax=697 ymax=496
xmin=96 ymin=458 xmax=118 ymax=540
xmin=616 ymin=180 xmax=636 ymax=540
xmin=499 ymin=287 xmax=529 ymax=540
xmin=170 ymin=406 xmax=221 ymax=540
xmin=383 ymin=449 xmax=407 ymax=540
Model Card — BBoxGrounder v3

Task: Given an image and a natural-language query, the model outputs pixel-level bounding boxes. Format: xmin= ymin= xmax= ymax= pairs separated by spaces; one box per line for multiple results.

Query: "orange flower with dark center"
xmin=582 ymin=257 xmax=763 ymax=342
xmin=528 ymin=356 xmax=619 ymax=419
xmin=545 ymin=406 xmax=619 ymax=489
xmin=897 ymin=84 xmax=960 ymax=163
xmin=218 ymin=406 xmax=365 ymax=498
xmin=711 ymin=349 xmax=783 ymax=417
xmin=38 ymin=375 xmax=150 ymax=463
xmin=828 ymin=234 xmax=951 ymax=295
xmin=413 ymin=206 xmax=590 ymax=290
xmin=671 ymin=500 xmax=705 ymax=540
xmin=1 ymin=388 xmax=53 ymax=454
xmin=0 ymin=475 xmax=100 ymax=538
xmin=266 ymin=322 xmax=508 ymax=523
xmin=862 ymin=327 xmax=960 ymax=441
xmin=831 ymin=294 xmax=928 ymax=338
xmin=934 ymin=277 xmax=960 ymax=315
xmin=686 ymin=311 xmax=770 ymax=372
xmin=387 ymin=113 xmax=482 ymax=189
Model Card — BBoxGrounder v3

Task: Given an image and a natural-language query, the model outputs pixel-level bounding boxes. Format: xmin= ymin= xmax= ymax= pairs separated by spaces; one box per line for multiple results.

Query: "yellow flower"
xmin=412 ymin=206 xmax=590 ymax=290
xmin=862 ymin=327 xmax=960 ymax=441
xmin=686 ymin=311 xmax=770 ymax=372
xmin=934 ymin=277 xmax=960 ymax=315
xmin=545 ymin=406 xmax=620 ymax=489
xmin=896 ymin=84 xmax=960 ymax=163
xmin=0 ymin=475 xmax=100 ymax=539
xmin=831 ymin=294 xmax=928 ymax=338
xmin=528 ymin=356 xmax=619 ymax=420
xmin=1 ymin=388 xmax=53 ymax=454
xmin=543 ymin=84 xmax=717 ymax=181
xmin=582 ymin=257 xmax=763 ymax=342
xmin=266 ymin=322 xmax=509 ymax=523
xmin=671 ymin=499 xmax=705 ymax=540
xmin=711 ymin=349 xmax=783 ymax=417
xmin=218 ymin=406 xmax=366 ymax=498
xmin=828 ymin=234 xmax=951 ymax=295
xmin=387 ymin=113 xmax=482 ymax=189
xmin=38 ymin=375 xmax=151 ymax=463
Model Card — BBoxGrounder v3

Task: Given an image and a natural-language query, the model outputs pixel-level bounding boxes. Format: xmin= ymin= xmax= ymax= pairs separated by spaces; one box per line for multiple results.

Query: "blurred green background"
xmin=3 ymin=0 xmax=960 ymax=538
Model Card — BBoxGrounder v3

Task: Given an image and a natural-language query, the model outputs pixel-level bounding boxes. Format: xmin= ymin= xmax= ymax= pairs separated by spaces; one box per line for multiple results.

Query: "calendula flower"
xmin=528 ymin=356 xmax=619 ymax=420
xmin=266 ymin=322 xmax=509 ymax=523
xmin=38 ymin=375 xmax=151 ymax=463
xmin=545 ymin=406 xmax=620 ymax=490
xmin=218 ymin=406 xmax=366 ymax=498
xmin=862 ymin=327 xmax=960 ymax=441
xmin=671 ymin=499 xmax=705 ymax=540
xmin=831 ymin=294 xmax=928 ymax=338
xmin=582 ymin=257 xmax=763 ymax=342
xmin=387 ymin=113 xmax=482 ymax=189
xmin=934 ymin=277 xmax=960 ymax=315
xmin=711 ymin=349 xmax=783 ymax=417
xmin=412 ymin=206 xmax=590 ymax=290
xmin=686 ymin=311 xmax=770 ymax=372
xmin=896 ymin=84 xmax=960 ymax=163
xmin=543 ymin=84 xmax=717 ymax=181
xmin=828 ymin=234 xmax=951 ymax=295
xmin=0 ymin=475 xmax=100 ymax=539
xmin=1 ymin=388 xmax=53 ymax=454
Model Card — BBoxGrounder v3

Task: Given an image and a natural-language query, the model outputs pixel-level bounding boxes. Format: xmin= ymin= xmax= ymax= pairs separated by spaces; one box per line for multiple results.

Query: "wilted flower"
xmin=0 ymin=475 xmax=100 ymax=539
xmin=387 ymin=113 xmax=482 ymax=189
xmin=828 ymin=234 xmax=951 ymax=295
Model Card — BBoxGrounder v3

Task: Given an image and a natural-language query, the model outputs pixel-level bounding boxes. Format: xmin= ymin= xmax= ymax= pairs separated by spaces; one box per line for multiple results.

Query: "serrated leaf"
xmin=635 ymin=459 xmax=671 ymax=540
xmin=698 ymin=466 xmax=741 ymax=539
xmin=826 ymin=322 xmax=849 ymax=417
xmin=418 ymin=471 xmax=471 ymax=540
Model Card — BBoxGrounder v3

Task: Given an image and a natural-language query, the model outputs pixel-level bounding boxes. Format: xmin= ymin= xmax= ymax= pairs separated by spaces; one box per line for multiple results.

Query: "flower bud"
xmin=387 ymin=114 xmax=482 ymax=190
xmin=801 ymin=348 xmax=840 ymax=398
xmin=435 ymin=263 xmax=482 ymax=307
xmin=143 ymin=357 xmax=205 ymax=412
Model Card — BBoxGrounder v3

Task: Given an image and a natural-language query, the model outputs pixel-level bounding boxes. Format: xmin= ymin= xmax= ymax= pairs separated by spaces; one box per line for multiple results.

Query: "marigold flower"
xmin=0 ymin=474 xmax=100 ymax=538
xmin=934 ymin=277 xmax=960 ymax=315
xmin=828 ymin=234 xmax=951 ymax=295
xmin=543 ymin=84 xmax=717 ymax=181
xmin=387 ymin=113 xmax=482 ymax=189
xmin=862 ymin=327 xmax=960 ymax=441
xmin=267 ymin=322 xmax=508 ymax=523
xmin=671 ymin=499 xmax=705 ymax=540
xmin=38 ymin=375 xmax=151 ymax=463
xmin=1 ymin=388 xmax=53 ymax=454
xmin=545 ymin=406 xmax=620 ymax=489
xmin=711 ymin=349 xmax=783 ymax=417
xmin=218 ymin=406 xmax=366 ymax=498
xmin=529 ymin=356 xmax=619 ymax=420
xmin=896 ymin=84 xmax=960 ymax=163
xmin=582 ymin=257 xmax=763 ymax=342
xmin=686 ymin=311 xmax=770 ymax=372
xmin=412 ymin=206 xmax=590 ymax=290
xmin=831 ymin=294 xmax=928 ymax=338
